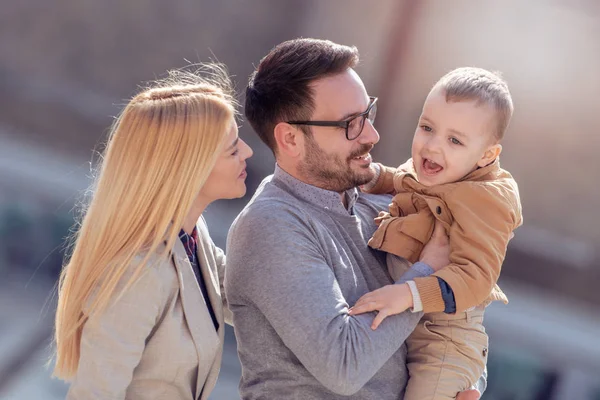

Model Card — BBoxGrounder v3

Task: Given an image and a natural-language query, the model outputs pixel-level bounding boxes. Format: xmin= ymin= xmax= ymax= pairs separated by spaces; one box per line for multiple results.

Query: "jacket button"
xmin=483 ymin=348 xmax=488 ymax=357
xmin=436 ymin=206 xmax=442 ymax=215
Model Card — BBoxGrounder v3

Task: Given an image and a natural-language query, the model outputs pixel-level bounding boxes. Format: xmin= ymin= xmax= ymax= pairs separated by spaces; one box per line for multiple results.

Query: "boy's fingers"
xmin=352 ymin=297 xmax=368 ymax=309
xmin=349 ymin=301 xmax=378 ymax=315
xmin=371 ymin=310 xmax=389 ymax=330
xmin=355 ymin=293 xmax=372 ymax=304
xmin=431 ymin=221 xmax=444 ymax=239
xmin=456 ymin=389 xmax=480 ymax=400
xmin=355 ymin=292 xmax=381 ymax=307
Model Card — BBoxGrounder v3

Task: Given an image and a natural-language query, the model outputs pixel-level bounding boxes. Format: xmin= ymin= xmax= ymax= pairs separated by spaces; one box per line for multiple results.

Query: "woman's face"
xmin=199 ymin=120 xmax=253 ymax=203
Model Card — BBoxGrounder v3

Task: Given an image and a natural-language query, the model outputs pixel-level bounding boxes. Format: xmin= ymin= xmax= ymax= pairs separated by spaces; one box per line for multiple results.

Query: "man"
xmin=225 ymin=38 xmax=483 ymax=399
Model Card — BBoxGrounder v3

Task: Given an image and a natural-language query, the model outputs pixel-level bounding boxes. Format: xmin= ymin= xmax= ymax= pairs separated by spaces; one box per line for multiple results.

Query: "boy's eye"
xmin=420 ymin=125 xmax=432 ymax=132
xmin=449 ymin=137 xmax=462 ymax=145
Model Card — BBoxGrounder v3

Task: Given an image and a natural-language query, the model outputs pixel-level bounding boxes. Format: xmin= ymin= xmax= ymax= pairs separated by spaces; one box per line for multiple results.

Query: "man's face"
xmin=297 ymin=69 xmax=380 ymax=192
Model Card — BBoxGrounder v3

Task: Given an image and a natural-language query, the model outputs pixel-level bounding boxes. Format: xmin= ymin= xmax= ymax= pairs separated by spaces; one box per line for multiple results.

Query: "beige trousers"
xmin=404 ymin=307 xmax=488 ymax=400
xmin=387 ymin=254 xmax=488 ymax=399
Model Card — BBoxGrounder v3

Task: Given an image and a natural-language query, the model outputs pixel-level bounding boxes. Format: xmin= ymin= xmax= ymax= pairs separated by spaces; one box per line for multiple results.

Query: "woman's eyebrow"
xmin=226 ymin=137 xmax=239 ymax=151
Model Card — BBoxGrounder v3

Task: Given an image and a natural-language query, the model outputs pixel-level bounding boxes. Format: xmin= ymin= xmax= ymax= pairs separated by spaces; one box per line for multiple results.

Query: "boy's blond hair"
xmin=434 ymin=67 xmax=513 ymax=141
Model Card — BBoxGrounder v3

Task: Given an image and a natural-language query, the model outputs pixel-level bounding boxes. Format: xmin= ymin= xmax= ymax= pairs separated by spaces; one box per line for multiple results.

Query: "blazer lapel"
xmin=194 ymin=228 xmax=225 ymax=398
xmin=196 ymin=242 xmax=225 ymax=333
xmin=171 ymin=240 xmax=219 ymax=399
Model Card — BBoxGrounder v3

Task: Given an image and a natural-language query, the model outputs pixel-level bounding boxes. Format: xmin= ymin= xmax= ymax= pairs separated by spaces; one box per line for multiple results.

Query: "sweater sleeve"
xmin=413 ymin=180 xmax=522 ymax=313
xmin=225 ymin=202 xmax=430 ymax=396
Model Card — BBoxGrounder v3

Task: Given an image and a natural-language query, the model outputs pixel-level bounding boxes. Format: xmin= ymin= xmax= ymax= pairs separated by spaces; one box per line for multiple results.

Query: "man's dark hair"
xmin=245 ymin=38 xmax=359 ymax=154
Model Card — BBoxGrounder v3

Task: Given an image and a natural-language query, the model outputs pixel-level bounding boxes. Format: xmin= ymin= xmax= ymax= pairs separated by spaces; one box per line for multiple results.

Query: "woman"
xmin=53 ymin=64 xmax=252 ymax=399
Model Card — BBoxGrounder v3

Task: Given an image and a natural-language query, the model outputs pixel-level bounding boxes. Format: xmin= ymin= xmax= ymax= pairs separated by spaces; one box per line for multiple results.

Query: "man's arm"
xmin=350 ymin=221 xmax=453 ymax=327
xmin=347 ymin=221 xmax=487 ymax=397
xmin=226 ymin=204 xmax=431 ymax=396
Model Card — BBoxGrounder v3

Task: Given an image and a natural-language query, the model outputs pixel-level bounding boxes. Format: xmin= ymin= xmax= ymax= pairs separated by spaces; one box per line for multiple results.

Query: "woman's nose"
xmin=241 ymin=139 xmax=253 ymax=159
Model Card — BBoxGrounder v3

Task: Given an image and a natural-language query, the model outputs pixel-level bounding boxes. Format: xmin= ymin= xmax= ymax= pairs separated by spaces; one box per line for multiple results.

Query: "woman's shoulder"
xmin=117 ymin=252 xmax=179 ymax=309
xmin=132 ymin=249 xmax=178 ymax=285
xmin=84 ymin=250 xmax=177 ymax=316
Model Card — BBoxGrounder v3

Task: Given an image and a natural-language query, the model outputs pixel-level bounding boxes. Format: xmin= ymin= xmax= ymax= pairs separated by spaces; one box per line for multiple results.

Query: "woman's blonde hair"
xmin=53 ymin=64 xmax=236 ymax=379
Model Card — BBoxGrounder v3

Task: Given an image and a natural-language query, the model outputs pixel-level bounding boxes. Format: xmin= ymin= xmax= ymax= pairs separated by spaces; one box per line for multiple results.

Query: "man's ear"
xmin=477 ymin=143 xmax=502 ymax=168
xmin=274 ymin=122 xmax=303 ymax=158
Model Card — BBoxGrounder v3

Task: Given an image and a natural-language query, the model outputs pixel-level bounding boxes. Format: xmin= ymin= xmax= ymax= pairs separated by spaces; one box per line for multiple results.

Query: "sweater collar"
xmin=273 ymin=164 xmax=359 ymax=215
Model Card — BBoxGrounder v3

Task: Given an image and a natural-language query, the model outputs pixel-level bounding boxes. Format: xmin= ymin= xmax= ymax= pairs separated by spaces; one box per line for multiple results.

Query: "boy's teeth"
xmin=423 ymin=158 xmax=443 ymax=172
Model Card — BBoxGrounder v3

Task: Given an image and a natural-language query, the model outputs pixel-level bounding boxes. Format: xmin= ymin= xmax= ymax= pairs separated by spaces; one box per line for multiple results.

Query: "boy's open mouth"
xmin=422 ymin=158 xmax=443 ymax=175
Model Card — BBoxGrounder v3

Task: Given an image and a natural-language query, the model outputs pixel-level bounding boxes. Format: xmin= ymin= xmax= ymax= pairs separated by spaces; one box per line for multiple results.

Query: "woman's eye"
xmin=420 ymin=125 xmax=432 ymax=132
xmin=450 ymin=137 xmax=462 ymax=145
xmin=231 ymin=149 xmax=239 ymax=156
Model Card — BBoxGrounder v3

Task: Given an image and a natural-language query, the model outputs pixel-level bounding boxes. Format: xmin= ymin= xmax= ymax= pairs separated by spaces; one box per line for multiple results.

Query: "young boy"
xmin=349 ymin=67 xmax=523 ymax=399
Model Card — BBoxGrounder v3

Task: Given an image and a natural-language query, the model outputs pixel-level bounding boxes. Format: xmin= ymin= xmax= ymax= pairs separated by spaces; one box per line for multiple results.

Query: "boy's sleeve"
xmin=363 ymin=163 xmax=398 ymax=195
xmin=413 ymin=180 xmax=522 ymax=313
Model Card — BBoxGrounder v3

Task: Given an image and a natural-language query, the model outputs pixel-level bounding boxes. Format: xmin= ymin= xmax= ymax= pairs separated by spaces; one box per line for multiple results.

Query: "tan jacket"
xmin=367 ymin=159 xmax=522 ymax=313
xmin=67 ymin=217 xmax=231 ymax=400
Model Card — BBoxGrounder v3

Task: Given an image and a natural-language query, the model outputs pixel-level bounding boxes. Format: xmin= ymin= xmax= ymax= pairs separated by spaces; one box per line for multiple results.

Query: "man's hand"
xmin=419 ymin=221 xmax=450 ymax=271
xmin=348 ymin=283 xmax=413 ymax=329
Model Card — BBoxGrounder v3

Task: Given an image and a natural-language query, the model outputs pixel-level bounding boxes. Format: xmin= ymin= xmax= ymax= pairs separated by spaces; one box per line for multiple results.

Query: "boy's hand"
xmin=456 ymin=389 xmax=480 ymax=400
xmin=349 ymin=283 xmax=413 ymax=329
xmin=419 ymin=221 xmax=450 ymax=271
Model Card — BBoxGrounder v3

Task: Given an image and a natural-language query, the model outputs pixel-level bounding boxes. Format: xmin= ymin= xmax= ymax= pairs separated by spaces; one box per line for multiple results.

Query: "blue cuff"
xmin=437 ymin=277 xmax=457 ymax=314
xmin=396 ymin=261 xmax=434 ymax=283
xmin=411 ymin=262 xmax=435 ymax=277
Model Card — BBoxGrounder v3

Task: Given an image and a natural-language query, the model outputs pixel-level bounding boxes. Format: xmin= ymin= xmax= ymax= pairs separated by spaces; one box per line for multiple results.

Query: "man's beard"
xmin=298 ymin=135 xmax=374 ymax=192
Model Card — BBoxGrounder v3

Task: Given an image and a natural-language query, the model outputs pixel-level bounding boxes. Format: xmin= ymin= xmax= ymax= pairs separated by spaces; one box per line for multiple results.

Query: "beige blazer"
xmin=67 ymin=217 xmax=232 ymax=400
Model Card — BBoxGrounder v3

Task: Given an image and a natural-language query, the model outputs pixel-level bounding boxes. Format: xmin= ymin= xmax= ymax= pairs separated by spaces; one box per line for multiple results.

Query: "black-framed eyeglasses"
xmin=287 ymin=96 xmax=378 ymax=140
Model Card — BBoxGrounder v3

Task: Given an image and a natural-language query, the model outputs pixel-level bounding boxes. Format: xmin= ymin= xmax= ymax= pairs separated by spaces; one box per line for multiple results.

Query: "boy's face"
xmin=411 ymin=87 xmax=501 ymax=186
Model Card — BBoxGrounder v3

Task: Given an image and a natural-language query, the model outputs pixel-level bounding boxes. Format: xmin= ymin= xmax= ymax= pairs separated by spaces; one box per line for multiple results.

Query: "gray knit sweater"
xmin=225 ymin=166 xmax=432 ymax=399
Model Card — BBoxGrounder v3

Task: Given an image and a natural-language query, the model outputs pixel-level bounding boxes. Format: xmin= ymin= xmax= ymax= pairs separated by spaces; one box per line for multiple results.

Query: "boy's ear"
xmin=274 ymin=122 xmax=303 ymax=158
xmin=477 ymin=143 xmax=502 ymax=168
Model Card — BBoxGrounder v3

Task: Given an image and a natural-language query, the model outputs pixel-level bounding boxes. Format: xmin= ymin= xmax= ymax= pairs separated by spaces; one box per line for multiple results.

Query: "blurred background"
xmin=1 ymin=1 xmax=599 ymax=399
